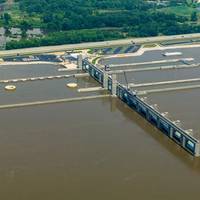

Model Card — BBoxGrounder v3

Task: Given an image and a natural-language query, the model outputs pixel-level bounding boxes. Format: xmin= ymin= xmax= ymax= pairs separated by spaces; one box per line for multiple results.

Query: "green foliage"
xmin=17 ymin=0 xmax=152 ymax=32
xmin=6 ymin=29 xmax=125 ymax=49
xmin=3 ymin=13 xmax=11 ymax=26
xmin=191 ymin=11 xmax=198 ymax=21
xmin=4 ymin=0 xmax=200 ymax=49
xmin=15 ymin=0 xmax=193 ymax=34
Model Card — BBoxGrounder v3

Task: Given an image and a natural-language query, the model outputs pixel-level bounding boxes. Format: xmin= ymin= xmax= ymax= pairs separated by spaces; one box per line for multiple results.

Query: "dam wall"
xmin=82 ymin=58 xmax=200 ymax=157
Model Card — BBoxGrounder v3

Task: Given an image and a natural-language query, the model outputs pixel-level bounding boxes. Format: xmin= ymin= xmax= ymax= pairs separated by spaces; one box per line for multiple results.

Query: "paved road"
xmin=1 ymin=33 xmax=200 ymax=57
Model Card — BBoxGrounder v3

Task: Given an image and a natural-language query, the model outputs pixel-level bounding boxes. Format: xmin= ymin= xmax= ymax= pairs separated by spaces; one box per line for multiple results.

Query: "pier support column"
xmin=182 ymin=136 xmax=186 ymax=148
xmin=146 ymin=110 xmax=150 ymax=121
xmin=111 ymin=74 xmax=117 ymax=96
xmin=169 ymin=127 xmax=173 ymax=138
xmin=103 ymin=73 xmax=108 ymax=89
xmin=157 ymin=117 xmax=161 ymax=129
xmin=195 ymin=142 xmax=200 ymax=157
xmin=77 ymin=54 xmax=83 ymax=69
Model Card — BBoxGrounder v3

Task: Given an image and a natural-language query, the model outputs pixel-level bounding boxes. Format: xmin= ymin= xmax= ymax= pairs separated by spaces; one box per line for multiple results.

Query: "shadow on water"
xmin=108 ymin=97 xmax=200 ymax=172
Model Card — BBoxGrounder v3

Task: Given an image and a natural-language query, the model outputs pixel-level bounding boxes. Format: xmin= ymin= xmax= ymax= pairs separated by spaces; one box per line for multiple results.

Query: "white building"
xmin=9 ymin=28 xmax=22 ymax=37
xmin=27 ymin=28 xmax=43 ymax=38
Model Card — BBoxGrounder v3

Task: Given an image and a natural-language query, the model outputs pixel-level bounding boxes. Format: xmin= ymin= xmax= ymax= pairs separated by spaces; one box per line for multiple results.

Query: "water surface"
xmin=0 ymin=99 xmax=200 ymax=200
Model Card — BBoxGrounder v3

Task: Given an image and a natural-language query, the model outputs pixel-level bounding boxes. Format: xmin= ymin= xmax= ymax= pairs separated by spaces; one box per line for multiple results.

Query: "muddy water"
xmin=0 ymin=77 xmax=102 ymax=105
xmin=0 ymin=98 xmax=200 ymax=200
xmin=0 ymin=64 xmax=72 ymax=80
xmin=106 ymin=61 xmax=184 ymax=71
xmin=117 ymin=67 xmax=200 ymax=84
xmin=1 ymin=59 xmax=200 ymax=199
xmin=146 ymin=89 xmax=200 ymax=140
xmin=0 ymin=64 xmax=102 ymax=105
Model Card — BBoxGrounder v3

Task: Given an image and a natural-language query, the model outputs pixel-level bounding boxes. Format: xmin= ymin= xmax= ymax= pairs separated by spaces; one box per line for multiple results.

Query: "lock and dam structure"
xmin=78 ymin=55 xmax=200 ymax=157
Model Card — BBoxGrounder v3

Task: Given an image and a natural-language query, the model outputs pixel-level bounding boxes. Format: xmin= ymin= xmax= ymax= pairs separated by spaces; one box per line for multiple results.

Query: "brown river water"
xmin=1 ymin=50 xmax=200 ymax=199
xmin=1 ymin=98 xmax=200 ymax=200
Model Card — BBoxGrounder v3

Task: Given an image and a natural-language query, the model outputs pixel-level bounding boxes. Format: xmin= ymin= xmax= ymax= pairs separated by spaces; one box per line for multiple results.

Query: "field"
xmin=159 ymin=5 xmax=197 ymax=17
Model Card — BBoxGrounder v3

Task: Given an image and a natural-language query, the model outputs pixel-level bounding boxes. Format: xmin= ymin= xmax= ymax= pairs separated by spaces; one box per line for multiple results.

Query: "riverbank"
xmin=1 ymin=33 xmax=200 ymax=57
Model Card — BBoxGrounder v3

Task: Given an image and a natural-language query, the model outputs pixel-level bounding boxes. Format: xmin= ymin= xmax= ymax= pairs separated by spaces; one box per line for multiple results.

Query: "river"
xmin=0 ymin=55 xmax=200 ymax=199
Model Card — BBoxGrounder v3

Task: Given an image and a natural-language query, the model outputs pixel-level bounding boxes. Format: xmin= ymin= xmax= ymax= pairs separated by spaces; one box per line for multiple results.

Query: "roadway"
xmin=1 ymin=33 xmax=200 ymax=57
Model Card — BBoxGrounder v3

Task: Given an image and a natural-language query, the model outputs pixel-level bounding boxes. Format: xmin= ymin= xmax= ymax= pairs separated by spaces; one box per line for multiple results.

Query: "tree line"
xmin=5 ymin=0 xmax=200 ymax=49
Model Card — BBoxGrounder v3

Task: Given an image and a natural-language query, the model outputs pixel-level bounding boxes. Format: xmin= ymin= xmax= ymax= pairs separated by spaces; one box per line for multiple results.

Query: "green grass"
xmin=92 ymin=56 xmax=101 ymax=64
xmin=96 ymin=9 xmax=125 ymax=14
xmin=158 ymin=5 xmax=197 ymax=17
xmin=143 ymin=43 xmax=157 ymax=48
xmin=87 ymin=49 xmax=96 ymax=54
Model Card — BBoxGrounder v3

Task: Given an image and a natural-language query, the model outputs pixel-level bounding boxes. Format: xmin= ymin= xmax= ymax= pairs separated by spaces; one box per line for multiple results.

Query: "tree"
xmin=5 ymin=27 xmax=11 ymax=36
xmin=20 ymin=20 xmax=32 ymax=31
xmin=3 ymin=13 xmax=11 ymax=25
xmin=191 ymin=12 xmax=198 ymax=21
xmin=21 ymin=30 xmax=27 ymax=38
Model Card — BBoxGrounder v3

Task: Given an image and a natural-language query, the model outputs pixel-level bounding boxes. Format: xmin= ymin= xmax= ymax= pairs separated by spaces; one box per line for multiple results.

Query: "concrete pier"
xmin=129 ymin=77 xmax=200 ymax=88
xmin=0 ymin=95 xmax=111 ymax=110
xmin=0 ymin=73 xmax=88 ymax=84
xmin=137 ymin=84 xmax=200 ymax=95
xmin=78 ymin=87 xmax=106 ymax=92
xmin=111 ymin=74 xmax=117 ymax=96
xmin=58 ymin=68 xmax=82 ymax=72
xmin=108 ymin=58 xmax=194 ymax=68
xmin=103 ymin=73 xmax=109 ymax=89
xmin=77 ymin=54 xmax=83 ymax=69
xmin=107 ymin=63 xmax=200 ymax=74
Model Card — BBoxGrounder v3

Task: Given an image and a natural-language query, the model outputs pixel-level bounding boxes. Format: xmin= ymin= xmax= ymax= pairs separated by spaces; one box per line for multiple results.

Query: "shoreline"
xmin=2 ymin=42 xmax=200 ymax=67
